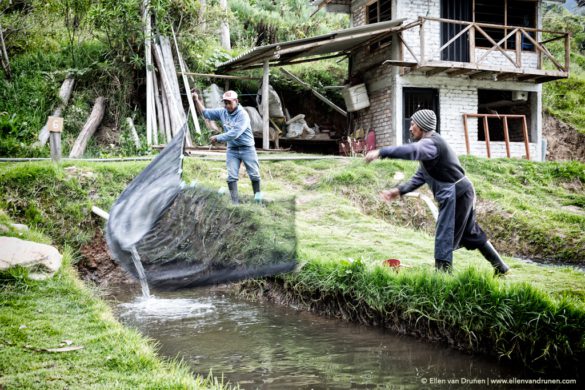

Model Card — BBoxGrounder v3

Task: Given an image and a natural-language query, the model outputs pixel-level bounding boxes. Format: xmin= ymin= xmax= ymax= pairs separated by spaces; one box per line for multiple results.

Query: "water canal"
xmin=110 ymin=284 xmax=520 ymax=389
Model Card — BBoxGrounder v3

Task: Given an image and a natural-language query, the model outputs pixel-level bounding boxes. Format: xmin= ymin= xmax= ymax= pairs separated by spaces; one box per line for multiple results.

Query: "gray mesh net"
xmin=106 ymin=126 xmax=297 ymax=290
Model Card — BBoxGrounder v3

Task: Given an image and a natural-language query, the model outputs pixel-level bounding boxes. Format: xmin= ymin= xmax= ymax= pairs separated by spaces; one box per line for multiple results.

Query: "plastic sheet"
xmin=106 ymin=125 xmax=297 ymax=290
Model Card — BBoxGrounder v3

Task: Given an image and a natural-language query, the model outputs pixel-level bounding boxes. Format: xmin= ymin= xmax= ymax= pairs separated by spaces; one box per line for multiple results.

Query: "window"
xmin=477 ymin=89 xmax=532 ymax=142
xmin=367 ymin=0 xmax=392 ymax=24
xmin=474 ymin=0 xmax=536 ymax=50
xmin=366 ymin=0 xmax=392 ymax=50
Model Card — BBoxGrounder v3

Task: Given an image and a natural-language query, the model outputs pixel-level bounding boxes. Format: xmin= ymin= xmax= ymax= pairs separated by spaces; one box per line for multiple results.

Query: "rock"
xmin=0 ymin=237 xmax=62 ymax=280
xmin=11 ymin=224 xmax=29 ymax=231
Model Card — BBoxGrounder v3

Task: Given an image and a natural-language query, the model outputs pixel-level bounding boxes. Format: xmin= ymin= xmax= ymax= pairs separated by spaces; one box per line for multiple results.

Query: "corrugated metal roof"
xmin=218 ymin=18 xmax=408 ymax=72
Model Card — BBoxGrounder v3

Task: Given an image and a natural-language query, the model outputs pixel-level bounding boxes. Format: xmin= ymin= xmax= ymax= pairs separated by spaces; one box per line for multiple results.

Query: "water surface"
xmin=110 ymin=285 xmax=519 ymax=389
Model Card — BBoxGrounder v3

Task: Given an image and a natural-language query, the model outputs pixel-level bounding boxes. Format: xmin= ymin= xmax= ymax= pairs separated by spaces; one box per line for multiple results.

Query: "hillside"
xmin=1 ymin=2 xmax=585 ymax=159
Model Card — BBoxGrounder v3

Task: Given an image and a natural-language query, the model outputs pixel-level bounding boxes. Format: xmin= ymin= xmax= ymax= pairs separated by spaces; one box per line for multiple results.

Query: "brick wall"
xmin=346 ymin=0 xmax=543 ymax=160
xmin=475 ymin=49 xmax=539 ymax=70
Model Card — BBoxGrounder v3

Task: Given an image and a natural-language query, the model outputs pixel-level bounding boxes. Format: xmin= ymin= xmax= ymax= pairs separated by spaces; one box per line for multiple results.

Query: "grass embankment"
xmin=1 ymin=156 xmax=584 ymax=377
xmin=0 ymin=225 xmax=232 ymax=389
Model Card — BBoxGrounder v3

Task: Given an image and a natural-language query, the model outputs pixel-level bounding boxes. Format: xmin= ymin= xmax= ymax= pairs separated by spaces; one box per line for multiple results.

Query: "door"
xmin=403 ymin=88 xmax=439 ymax=144
xmin=441 ymin=0 xmax=472 ymax=62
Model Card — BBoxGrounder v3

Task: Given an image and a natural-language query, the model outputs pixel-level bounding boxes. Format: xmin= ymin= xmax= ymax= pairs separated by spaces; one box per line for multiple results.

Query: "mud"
xmin=77 ymin=230 xmax=137 ymax=287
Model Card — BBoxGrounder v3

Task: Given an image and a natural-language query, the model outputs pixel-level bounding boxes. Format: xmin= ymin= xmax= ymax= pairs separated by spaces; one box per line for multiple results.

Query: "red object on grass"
xmin=366 ymin=129 xmax=376 ymax=151
xmin=383 ymin=259 xmax=401 ymax=267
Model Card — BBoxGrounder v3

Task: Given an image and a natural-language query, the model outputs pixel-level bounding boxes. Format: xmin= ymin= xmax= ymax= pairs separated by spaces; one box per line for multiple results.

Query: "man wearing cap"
xmin=192 ymin=90 xmax=261 ymax=204
xmin=365 ymin=109 xmax=509 ymax=275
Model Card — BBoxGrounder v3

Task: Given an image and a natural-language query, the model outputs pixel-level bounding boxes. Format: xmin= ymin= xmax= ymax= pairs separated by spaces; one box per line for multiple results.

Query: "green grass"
xmin=1 ymin=155 xmax=584 ymax=377
xmin=263 ymin=259 xmax=584 ymax=373
xmin=0 ymin=234 xmax=235 ymax=389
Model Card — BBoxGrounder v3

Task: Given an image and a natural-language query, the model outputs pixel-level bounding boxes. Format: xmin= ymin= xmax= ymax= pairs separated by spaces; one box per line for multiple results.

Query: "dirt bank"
xmin=77 ymin=230 xmax=137 ymax=287
xmin=543 ymin=113 xmax=585 ymax=162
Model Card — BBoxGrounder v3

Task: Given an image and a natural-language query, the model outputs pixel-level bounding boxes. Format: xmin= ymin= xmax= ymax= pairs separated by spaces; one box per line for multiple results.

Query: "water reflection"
xmin=110 ymin=285 xmax=517 ymax=389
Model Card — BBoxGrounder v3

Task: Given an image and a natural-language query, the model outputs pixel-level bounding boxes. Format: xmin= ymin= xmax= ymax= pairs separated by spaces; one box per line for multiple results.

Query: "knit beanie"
xmin=411 ymin=109 xmax=436 ymax=132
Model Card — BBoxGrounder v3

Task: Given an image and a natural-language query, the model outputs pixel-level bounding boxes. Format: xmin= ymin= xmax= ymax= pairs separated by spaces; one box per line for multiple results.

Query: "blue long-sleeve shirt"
xmin=202 ymin=105 xmax=255 ymax=148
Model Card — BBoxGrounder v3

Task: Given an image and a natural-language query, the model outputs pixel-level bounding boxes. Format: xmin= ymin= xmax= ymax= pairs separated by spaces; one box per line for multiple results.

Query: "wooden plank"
xmin=483 ymin=116 xmax=491 ymax=159
xmin=425 ymin=67 xmax=447 ymax=76
xmin=522 ymin=115 xmax=530 ymax=160
xmin=262 ymin=60 xmax=270 ymax=150
xmin=152 ymin=69 xmax=167 ymax=142
xmin=160 ymin=81 xmax=172 ymax=143
xmin=179 ymin=71 xmax=261 ymax=80
xmin=462 ymin=114 xmax=470 ymax=155
xmin=502 ymin=116 xmax=511 ymax=158
xmin=446 ymin=68 xmax=473 ymax=77
xmin=419 ymin=17 xmax=425 ymax=64
xmin=69 ymin=97 xmax=106 ymax=158
xmin=172 ymin=26 xmax=200 ymax=134
xmin=153 ymin=40 xmax=185 ymax=140
xmin=280 ymin=68 xmax=347 ymax=117
xmin=475 ymin=25 xmax=518 ymax=67
xmin=515 ymin=30 xmax=522 ymax=68
xmin=144 ymin=0 xmax=153 ymax=145
xmin=382 ymin=60 xmax=418 ymax=67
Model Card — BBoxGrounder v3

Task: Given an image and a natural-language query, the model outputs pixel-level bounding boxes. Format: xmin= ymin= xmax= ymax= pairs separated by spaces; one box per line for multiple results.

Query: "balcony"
xmin=397 ymin=17 xmax=570 ymax=83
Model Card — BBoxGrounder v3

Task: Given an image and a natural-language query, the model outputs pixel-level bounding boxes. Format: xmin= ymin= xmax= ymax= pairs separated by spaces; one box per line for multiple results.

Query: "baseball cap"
xmin=222 ymin=90 xmax=238 ymax=101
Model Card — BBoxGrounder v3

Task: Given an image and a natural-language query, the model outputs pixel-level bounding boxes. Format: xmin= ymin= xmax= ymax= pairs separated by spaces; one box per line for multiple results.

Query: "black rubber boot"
xmin=251 ymin=180 xmax=262 ymax=204
xmin=227 ymin=181 xmax=239 ymax=205
xmin=251 ymin=180 xmax=261 ymax=195
xmin=435 ymin=259 xmax=452 ymax=273
xmin=478 ymin=241 xmax=510 ymax=275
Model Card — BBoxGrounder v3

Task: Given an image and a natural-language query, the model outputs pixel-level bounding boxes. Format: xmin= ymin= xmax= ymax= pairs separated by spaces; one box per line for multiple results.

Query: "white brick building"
xmin=340 ymin=0 xmax=569 ymax=161
xmin=219 ymin=0 xmax=569 ymax=160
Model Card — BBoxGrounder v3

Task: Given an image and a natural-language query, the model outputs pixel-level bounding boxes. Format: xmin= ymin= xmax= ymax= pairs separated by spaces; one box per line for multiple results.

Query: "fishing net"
xmin=106 ymin=126 xmax=297 ymax=290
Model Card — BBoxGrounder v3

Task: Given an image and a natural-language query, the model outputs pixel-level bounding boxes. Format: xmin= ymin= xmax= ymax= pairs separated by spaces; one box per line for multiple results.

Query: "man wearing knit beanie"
xmin=365 ymin=109 xmax=509 ymax=275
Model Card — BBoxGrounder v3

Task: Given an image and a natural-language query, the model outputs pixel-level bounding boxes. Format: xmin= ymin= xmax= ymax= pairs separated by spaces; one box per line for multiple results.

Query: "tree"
xmin=49 ymin=0 xmax=93 ymax=65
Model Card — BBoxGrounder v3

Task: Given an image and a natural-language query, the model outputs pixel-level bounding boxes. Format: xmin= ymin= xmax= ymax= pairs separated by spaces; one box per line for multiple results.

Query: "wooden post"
xmin=565 ymin=33 xmax=571 ymax=72
xmin=419 ymin=17 xmax=425 ymax=64
xmin=462 ymin=114 xmax=470 ymax=155
xmin=144 ymin=0 xmax=153 ymax=145
xmin=47 ymin=116 xmax=63 ymax=163
xmin=126 ymin=117 xmax=141 ymax=149
xmin=469 ymin=25 xmax=475 ymax=64
xmin=502 ymin=116 xmax=511 ymax=158
xmin=152 ymin=69 xmax=166 ymax=143
xmin=160 ymin=85 xmax=172 ymax=143
xmin=38 ymin=77 xmax=75 ymax=146
xmin=153 ymin=41 xmax=183 ymax=138
xmin=521 ymin=115 xmax=530 ymax=160
xmin=483 ymin=116 xmax=491 ymax=159
xmin=262 ymin=59 xmax=270 ymax=150
xmin=515 ymin=30 xmax=522 ymax=68
xmin=172 ymin=26 xmax=200 ymax=134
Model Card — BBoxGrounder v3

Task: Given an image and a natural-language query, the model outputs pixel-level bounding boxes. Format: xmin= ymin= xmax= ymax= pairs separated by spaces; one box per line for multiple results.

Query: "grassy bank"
xmin=0 ymin=226 xmax=232 ymax=389
xmin=1 ymin=156 xmax=584 ymax=377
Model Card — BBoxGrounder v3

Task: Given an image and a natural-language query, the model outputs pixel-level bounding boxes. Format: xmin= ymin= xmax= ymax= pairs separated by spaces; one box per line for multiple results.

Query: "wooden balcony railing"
xmin=396 ymin=17 xmax=570 ymax=81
